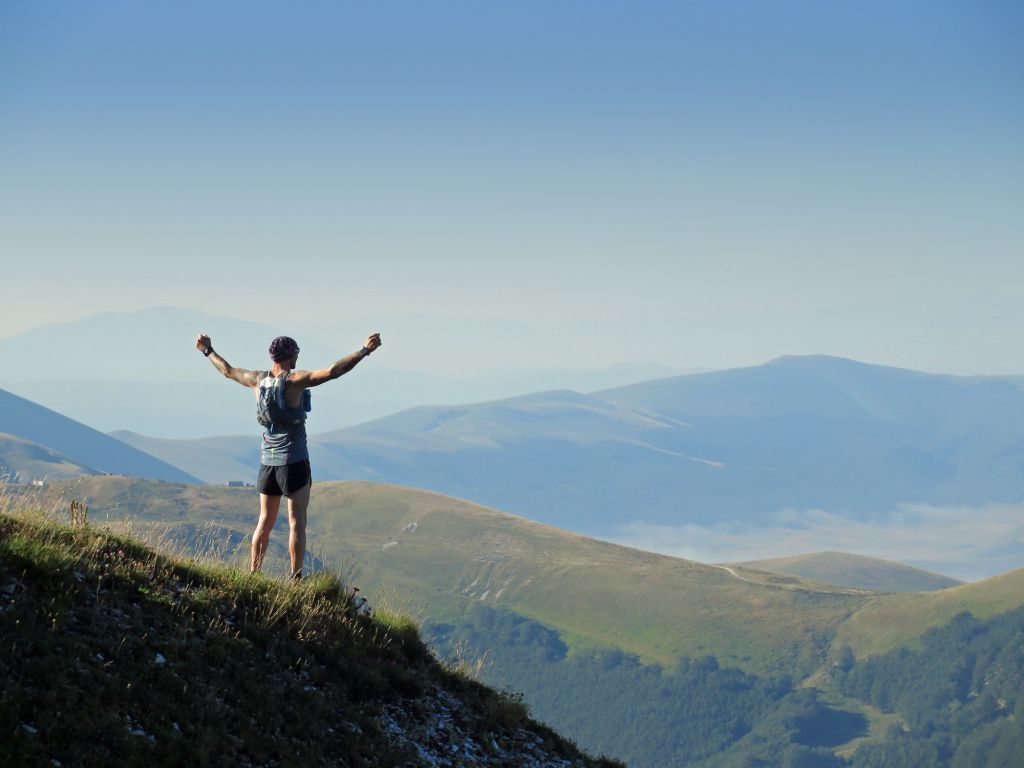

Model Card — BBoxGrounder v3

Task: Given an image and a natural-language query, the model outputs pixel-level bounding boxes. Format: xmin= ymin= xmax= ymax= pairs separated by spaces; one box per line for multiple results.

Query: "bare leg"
xmin=252 ymin=493 xmax=281 ymax=572
xmin=286 ymin=483 xmax=311 ymax=579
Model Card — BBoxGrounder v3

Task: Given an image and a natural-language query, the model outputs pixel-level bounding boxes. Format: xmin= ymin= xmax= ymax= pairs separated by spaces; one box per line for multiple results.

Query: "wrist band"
xmin=360 ymin=346 xmax=371 ymax=357
xmin=203 ymin=347 xmax=213 ymax=357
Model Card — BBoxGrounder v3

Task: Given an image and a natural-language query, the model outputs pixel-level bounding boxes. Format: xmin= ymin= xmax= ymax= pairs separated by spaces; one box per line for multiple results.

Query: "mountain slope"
xmin=120 ymin=357 xmax=1024 ymax=572
xmin=0 ymin=388 xmax=199 ymax=483
xmin=111 ymin=430 xmax=256 ymax=484
xmin=35 ymin=476 xmax=875 ymax=677
xmin=22 ymin=476 xmax=1024 ymax=768
xmin=45 ymin=477 xmax=1024 ymax=675
xmin=732 ymin=552 xmax=962 ymax=593
xmin=594 ymin=355 xmax=1024 ymax=508
xmin=0 ymin=432 xmax=102 ymax=481
xmin=832 ymin=568 xmax=1024 ymax=659
xmin=0 ymin=506 xmax=617 ymax=768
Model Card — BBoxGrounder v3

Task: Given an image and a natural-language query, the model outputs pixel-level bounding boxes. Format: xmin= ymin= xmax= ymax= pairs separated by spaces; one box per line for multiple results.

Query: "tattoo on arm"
xmin=208 ymin=350 xmax=260 ymax=387
xmin=229 ymin=368 xmax=261 ymax=387
xmin=329 ymin=350 xmax=364 ymax=380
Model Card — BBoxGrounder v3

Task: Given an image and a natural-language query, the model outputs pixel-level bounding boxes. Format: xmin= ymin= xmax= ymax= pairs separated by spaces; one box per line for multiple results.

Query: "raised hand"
xmin=195 ymin=333 xmax=213 ymax=354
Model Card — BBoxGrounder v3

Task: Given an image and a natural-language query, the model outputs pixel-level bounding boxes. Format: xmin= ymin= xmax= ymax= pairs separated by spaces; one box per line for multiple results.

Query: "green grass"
xmin=21 ymin=476 xmax=1024 ymax=681
xmin=831 ymin=567 xmax=1024 ymax=659
xmin=22 ymin=477 xmax=874 ymax=678
xmin=0 ymin=488 xmax=621 ymax=767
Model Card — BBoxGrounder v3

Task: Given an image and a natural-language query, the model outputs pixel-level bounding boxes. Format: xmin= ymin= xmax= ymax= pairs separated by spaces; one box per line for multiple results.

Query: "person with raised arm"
xmin=195 ymin=331 xmax=382 ymax=579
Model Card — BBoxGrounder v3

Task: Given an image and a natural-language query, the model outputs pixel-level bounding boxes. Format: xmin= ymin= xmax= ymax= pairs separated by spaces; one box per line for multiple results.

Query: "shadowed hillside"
xmin=0 ymin=433 xmax=102 ymax=481
xmin=0 ymin=388 xmax=199 ymax=484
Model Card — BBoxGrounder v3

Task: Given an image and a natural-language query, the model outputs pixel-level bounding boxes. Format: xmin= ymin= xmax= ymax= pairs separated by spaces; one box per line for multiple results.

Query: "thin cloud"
xmin=609 ymin=503 xmax=1024 ymax=582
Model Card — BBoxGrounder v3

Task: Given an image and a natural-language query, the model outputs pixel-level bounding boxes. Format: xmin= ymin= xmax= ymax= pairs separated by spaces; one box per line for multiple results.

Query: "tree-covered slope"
xmin=834 ymin=608 xmax=1024 ymax=767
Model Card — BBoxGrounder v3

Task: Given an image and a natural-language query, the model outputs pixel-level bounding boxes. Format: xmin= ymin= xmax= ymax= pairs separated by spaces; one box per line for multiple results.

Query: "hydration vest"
xmin=256 ymin=371 xmax=310 ymax=429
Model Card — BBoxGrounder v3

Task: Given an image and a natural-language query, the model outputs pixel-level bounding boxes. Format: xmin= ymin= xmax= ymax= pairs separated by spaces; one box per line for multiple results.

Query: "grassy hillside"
xmin=24 ymin=477 xmax=874 ymax=678
xmin=306 ymin=483 xmax=871 ymax=676
xmin=0 ymin=497 xmax=618 ymax=767
xmin=733 ymin=551 xmax=962 ymax=593
xmin=11 ymin=477 xmax=1024 ymax=768
xmin=832 ymin=568 xmax=1024 ymax=659
xmin=22 ymin=477 xmax=1024 ymax=678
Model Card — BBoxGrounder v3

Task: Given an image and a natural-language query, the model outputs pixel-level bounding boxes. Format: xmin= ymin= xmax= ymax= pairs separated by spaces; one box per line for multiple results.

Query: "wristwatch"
xmin=203 ymin=346 xmax=213 ymax=357
xmin=359 ymin=346 xmax=372 ymax=358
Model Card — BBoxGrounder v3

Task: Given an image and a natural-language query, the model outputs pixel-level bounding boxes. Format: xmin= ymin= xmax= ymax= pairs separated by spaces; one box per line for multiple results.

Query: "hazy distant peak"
xmin=733 ymin=551 xmax=963 ymax=593
xmin=765 ymin=354 xmax=865 ymax=367
xmin=0 ymin=387 xmax=200 ymax=484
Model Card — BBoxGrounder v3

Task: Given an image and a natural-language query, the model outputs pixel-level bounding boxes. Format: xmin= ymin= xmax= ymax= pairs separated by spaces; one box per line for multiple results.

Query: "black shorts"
xmin=257 ymin=459 xmax=312 ymax=497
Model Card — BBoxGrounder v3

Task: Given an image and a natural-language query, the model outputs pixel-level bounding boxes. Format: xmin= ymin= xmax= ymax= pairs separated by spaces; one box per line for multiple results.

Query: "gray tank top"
xmin=257 ymin=372 xmax=310 ymax=466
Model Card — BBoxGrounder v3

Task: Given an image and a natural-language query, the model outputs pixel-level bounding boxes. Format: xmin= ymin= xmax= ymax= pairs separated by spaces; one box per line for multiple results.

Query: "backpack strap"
xmin=276 ymin=370 xmax=290 ymax=410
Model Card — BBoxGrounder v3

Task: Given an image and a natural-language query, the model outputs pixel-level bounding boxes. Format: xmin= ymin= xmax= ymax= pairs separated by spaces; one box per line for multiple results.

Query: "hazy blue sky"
xmin=3 ymin=1 xmax=1022 ymax=375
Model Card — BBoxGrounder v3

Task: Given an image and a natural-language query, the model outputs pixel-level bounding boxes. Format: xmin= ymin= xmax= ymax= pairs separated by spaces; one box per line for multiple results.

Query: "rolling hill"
xmin=20 ymin=476 xmax=1024 ymax=768
xmin=110 ymin=430 xmax=257 ymax=484
xmin=832 ymin=567 xmax=1024 ymax=659
xmin=115 ymin=356 xmax=1024 ymax=528
xmin=110 ymin=355 xmax=1024 ymax=580
xmin=732 ymin=552 xmax=962 ymax=593
xmin=0 ymin=388 xmax=199 ymax=484
xmin=0 ymin=432 xmax=102 ymax=481
xmin=28 ymin=476 xmax=1024 ymax=678
xmin=24 ymin=476 xmax=868 ymax=676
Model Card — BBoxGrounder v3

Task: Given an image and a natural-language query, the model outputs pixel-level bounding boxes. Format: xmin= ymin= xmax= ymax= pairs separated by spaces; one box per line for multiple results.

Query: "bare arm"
xmin=195 ymin=333 xmax=261 ymax=389
xmin=288 ymin=332 xmax=382 ymax=389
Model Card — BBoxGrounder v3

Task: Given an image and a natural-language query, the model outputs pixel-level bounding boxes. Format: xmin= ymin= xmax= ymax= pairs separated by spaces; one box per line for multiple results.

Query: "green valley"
xmin=13 ymin=476 xmax=1024 ymax=767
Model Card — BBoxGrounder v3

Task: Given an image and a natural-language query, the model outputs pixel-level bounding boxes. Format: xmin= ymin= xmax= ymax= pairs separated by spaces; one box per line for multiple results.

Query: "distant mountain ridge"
xmin=0 ymin=388 xmax=199 ymax=484
xmin=0 ymin=433 xmax=101 ymax=481
xmin=110 ymin=431 xmax=257 ymax=484
xmin=0 ymin=306 xmax=695 ymax=437
xmin=102 ymin=355 xmax=1024 ymax=579
xmin=732 ymin=551 xmax=963 ymax=592
xmin=313 ymin=357 xmax=1024 ymax=530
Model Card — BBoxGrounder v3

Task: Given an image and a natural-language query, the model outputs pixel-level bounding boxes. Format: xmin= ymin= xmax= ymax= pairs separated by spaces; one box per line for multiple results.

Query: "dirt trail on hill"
xmin=709 ymin=564 xmax=759 ymax=584
xmin=710 ymin=563 xmax=874 ymax=596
